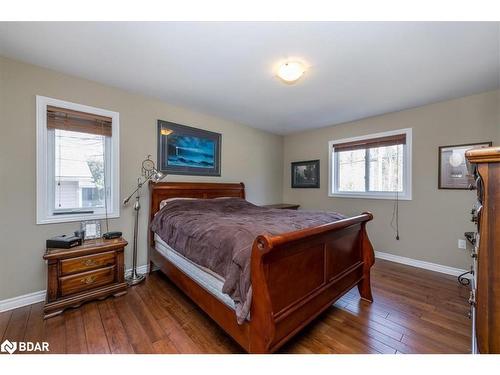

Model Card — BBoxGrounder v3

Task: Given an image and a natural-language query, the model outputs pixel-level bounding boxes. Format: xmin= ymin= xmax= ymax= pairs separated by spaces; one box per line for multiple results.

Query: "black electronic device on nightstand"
xmin=46 ymin=234 xmax=82 ymax=249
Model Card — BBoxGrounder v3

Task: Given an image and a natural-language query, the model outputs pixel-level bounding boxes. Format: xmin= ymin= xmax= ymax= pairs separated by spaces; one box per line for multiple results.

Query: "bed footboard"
xmin=249 ymin=213 xmax=374 ymax=353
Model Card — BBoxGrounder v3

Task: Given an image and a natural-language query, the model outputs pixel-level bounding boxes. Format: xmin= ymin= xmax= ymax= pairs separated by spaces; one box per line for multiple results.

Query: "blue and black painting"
xmin=167 ymin=135 xmax=215 ymax=168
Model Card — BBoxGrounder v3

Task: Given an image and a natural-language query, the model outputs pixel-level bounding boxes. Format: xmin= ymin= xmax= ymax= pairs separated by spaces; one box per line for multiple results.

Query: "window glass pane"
xmin=338 ymin=149 xmax=366 ymax=192
xmin=368 ymin=144 xmax=403 ymax=192
xmin=54 ymin=129 xmax=105 ymax=211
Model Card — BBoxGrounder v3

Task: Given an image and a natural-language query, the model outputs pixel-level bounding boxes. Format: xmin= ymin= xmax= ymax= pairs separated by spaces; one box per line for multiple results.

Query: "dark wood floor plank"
xmin=332 ymin=306 xmax=403 ymax=341
xmin=152 ymin=338 xmax=180 ymax=354
xmin=420 ymin=309 xmax=470 ymax=336
xmin=386 ymin=311 xmax=469 ymax=353
xmin=157 ymin=311 xmax=202 ymax=353
xmin=81 ymin=302 xmax=110 ymax=354
xmin=64 ymin=309 xmax=88 ymax=354
xmin=320 ymin=311 xmax=396 ymax=354
xmin=148 ymin=275 xmax=196 ymax=326
xmin=23 ymin=302 xmax=45 ymax=345
xmin=126 ymin=289 xmax=166 ymax=343
xmin=135 ymin=282 xmax=170 ymax=321
xmin=342 ymin=301 xmax=412 ymax=336
xmin=341 ymin=298 xmax=468 ymax=353
xmin=182 ymin=316 xmax=237 ymax=353
xmin=98 ymin=299 xmax=134 ymax=354
xmin=0 ymin=259 xmax=471 ymax=354
xmin=112 ymin=297 xmax=155 ymax=353
xmin=400 ymin=332 xmax=464 ymax=354
xmin=2 ymin=305 xmax=30 ymax=344
xmin=0 ymin=310 xmax=13 ymax=341
xmin=313 ymin=319 xmax=380 ymax=354
xmin=44 ymin=314 xmax=66 ymax=354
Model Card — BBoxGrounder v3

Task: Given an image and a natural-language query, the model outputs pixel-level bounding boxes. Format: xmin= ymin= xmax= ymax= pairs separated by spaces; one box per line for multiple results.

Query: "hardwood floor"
xmin=0 ymin=259 xmax=471 ymax=354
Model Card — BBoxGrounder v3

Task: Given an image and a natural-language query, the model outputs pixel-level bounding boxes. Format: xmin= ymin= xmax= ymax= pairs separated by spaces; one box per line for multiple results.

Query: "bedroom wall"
xmin=0 ymin=56 xmax=283 ymax=300
xmin=283 ymin=90 xmax=499 ymax=270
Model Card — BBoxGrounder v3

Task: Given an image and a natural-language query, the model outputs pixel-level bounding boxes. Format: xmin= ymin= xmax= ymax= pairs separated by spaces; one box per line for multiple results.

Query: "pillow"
xmin=159 ymin=197 xmax=198 ymax=210
xmin=157 ymin=196 xmax=238 ymax=212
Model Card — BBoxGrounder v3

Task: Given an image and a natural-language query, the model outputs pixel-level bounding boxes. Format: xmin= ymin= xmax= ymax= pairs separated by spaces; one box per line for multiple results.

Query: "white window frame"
xmin=328 ymin=128 xmax=412 ymax=200
xmin=36 ymin=95 xmax=120 ymax=224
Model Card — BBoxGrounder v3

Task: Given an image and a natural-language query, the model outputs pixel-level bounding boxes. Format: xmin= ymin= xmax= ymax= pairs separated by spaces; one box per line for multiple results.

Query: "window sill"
xmin=329 ymin=192 xmax=412 ymax=201
xmin=36 ymin=211 xmax=120 ymax=225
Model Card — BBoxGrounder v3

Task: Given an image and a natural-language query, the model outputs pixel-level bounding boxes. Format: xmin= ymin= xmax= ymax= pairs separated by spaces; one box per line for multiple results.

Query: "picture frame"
xmin=438 ymin=142 xmax=492 ymax=190
xmin=291 ymin=160 xmax=320 ymax=188
xmin=80 ymin=220 xmax=101 ymax=240
xmin=157 ymin=120 xmax=221 ymax=176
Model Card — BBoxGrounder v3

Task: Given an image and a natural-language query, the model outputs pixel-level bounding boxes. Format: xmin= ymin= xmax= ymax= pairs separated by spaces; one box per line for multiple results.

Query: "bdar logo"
xmin=1 ymin=339 xmax=17 ymax=354
xmin=0 ymin=339 xmax=49 ymax=354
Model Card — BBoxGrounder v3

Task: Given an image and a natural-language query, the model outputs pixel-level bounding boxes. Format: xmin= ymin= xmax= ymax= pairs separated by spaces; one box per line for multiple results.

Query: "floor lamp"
xmin=123 ymin=155 xmax=165 ymax=285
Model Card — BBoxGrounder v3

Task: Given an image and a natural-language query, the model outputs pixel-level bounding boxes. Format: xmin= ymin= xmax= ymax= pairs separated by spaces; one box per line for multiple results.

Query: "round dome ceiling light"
xmin=276 ymin=61 xmax=306 ymax=84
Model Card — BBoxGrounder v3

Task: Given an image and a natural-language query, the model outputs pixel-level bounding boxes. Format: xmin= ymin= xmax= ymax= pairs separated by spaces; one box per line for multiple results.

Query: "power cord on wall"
xmin=390 ymin=146 xmax=401 ymax=240
xmin=391 ymin=190 xmax=400 ymax=240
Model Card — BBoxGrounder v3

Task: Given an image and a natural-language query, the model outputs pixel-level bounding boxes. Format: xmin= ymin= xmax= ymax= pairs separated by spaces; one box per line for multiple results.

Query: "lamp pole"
xmin=126 ymin=177 xmax=145 ymax=285
xmin=123 ymin=156 xmax=164 ymax=286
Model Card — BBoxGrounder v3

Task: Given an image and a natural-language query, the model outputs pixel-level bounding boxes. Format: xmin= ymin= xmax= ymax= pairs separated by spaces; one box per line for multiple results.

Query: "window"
xmin=329 ymin=128 xmax=412 ymax=200
xmin=36 ymin=96 xmax=120 ymax=224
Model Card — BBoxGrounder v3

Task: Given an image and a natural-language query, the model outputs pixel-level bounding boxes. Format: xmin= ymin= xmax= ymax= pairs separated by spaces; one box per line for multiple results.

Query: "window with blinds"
xmin=329 ymin=129 xmax=412 ymax=200
xmin=36 ymin=96 xmax=120 ymax=224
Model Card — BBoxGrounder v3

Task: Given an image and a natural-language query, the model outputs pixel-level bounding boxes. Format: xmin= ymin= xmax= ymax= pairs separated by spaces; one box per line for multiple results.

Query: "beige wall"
xmin=0 ymin=54 xmax=498 ymax=301
xmin=0 ymin=57 xmax=283 ymax=300
xmin=283 ymin=90 xmax=499 ymax=270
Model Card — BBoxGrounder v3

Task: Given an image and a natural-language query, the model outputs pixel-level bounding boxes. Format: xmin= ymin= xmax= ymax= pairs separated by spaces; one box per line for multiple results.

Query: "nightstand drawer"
xmin=60 ymin=251 xmax=115 ymax=275
xmin=59 ymin=266 xmax=115 ymax=296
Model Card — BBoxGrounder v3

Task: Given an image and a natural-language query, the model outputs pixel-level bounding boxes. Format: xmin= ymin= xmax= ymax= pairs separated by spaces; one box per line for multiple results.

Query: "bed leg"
xmin=357 ymin=273 xmax=373 ymax=302
xmin=148 ymin=260 xmax=155 ymax=275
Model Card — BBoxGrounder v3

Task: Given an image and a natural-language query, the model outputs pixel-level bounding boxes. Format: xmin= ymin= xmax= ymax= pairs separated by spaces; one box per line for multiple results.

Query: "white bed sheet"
xmin=154 ymin=234 xmax=235 ymax=310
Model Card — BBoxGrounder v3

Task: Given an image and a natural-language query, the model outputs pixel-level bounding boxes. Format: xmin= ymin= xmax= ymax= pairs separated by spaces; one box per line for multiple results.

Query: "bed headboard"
xmin=148 ymin=182 xmax=245 ymax=239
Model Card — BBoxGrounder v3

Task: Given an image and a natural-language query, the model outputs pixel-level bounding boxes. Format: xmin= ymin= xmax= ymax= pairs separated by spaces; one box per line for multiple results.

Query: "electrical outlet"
xmin=458 ymin=239 xmax=467 ymax=250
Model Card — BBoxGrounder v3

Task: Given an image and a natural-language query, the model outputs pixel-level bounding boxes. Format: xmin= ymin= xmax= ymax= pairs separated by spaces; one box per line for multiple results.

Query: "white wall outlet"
xmin=458 ymin=239 xmax=467 ymax=250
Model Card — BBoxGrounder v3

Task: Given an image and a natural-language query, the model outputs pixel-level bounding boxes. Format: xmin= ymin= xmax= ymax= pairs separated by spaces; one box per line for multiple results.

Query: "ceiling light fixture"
xmin=276 ymin=61 xmax=306 ymax=84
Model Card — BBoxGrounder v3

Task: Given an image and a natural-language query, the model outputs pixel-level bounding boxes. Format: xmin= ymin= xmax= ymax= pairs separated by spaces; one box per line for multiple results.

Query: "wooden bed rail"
xmin=256 ymin=212 xmax=374 ymax=249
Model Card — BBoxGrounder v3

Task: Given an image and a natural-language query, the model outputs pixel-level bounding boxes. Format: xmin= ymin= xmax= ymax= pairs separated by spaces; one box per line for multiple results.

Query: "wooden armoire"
xmin=465 ymin=146 xmax=500 ymax=354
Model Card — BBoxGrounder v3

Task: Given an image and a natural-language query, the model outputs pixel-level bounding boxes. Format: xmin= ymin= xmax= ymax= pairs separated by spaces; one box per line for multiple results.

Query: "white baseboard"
xmin=375 ymin=251 xmax=469 ymax=278
xmin=124 ymin=264 xmax=149 ymax=278
xmin=0 ymin=264 xmax=150 ymax=313
xmin=0 ymin=290 xmax=47 ymax=313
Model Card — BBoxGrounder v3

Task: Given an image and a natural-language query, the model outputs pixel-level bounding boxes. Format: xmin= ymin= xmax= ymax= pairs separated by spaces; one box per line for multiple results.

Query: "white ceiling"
xmin=0 ymin=22 xmax=499 ymax=134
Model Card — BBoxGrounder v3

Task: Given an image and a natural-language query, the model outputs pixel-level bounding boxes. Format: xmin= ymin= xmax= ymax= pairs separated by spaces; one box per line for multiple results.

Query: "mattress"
xmin=154 ymin=234 xmax=236 ymax=310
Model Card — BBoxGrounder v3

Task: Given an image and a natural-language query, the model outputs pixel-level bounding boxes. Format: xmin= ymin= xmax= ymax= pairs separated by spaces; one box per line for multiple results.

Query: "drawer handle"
xmin=82 ymin=259 xmax=98 ymax=267
xmin=81 ymin=276 xmax=96 ymax=285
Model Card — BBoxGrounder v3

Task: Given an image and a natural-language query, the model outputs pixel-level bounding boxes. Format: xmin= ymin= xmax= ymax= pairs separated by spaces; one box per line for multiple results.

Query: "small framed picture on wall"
xmin=291 ymin=160 xmax=320 ymax=188
xmin=438 ymin=142 xmax=492 ymax=189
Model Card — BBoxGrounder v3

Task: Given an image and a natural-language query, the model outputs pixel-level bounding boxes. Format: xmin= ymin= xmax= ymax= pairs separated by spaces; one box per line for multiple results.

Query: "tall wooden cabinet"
xmin=465 ymin=146 xmax=500 ymax=354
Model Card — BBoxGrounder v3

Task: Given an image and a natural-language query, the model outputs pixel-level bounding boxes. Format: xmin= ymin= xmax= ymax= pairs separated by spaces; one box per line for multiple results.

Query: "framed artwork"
xmin=438 ymin=142 xmax=492 ymax=189
xmin=291 ymin=160 xmax=320 ymax=188
xmin=157 ymin=120 xmax=221 ymax=176
xmin=80 ymin=220 xmax=101 ymax=240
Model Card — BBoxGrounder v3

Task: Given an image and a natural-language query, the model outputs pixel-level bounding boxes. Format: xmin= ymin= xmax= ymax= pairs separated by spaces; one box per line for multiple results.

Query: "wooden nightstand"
xmin=262 ymin=203 xmax=300 ymax=210
xmin=43 ymin=237 xmax=128 ymax=319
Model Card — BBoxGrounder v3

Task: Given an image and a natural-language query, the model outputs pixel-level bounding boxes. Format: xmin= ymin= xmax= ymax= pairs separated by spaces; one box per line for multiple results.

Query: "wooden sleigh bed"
xmin=148 ymin=182 xmax=375 ymax=354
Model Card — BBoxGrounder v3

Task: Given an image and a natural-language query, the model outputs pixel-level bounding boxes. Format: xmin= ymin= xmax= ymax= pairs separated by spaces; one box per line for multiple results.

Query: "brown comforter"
xmin=150 ymin=198 xmax=345 ymax=323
